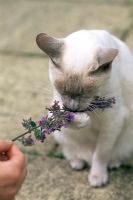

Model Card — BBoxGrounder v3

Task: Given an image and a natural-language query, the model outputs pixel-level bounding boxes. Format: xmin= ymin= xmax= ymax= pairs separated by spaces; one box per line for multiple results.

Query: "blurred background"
xmin=0 ymin=0 xmax=133 ymax=199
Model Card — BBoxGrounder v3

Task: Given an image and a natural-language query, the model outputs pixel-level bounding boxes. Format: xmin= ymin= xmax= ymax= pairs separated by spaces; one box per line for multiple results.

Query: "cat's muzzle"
xmin=63 ymin=105 xmax=87 ymax=113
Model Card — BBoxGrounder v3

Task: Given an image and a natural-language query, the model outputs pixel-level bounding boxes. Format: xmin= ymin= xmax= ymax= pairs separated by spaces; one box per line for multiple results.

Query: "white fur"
xmin=49 ymin=30 xmax=133 ymax=187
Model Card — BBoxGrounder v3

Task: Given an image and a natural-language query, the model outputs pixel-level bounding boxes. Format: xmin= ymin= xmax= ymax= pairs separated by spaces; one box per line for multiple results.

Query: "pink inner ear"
xmin=98 ymin=48 xmax=118 ymax=66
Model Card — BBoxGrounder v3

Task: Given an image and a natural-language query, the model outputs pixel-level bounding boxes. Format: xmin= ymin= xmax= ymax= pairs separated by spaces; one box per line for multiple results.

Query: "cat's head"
xmin=36 ymin=30 xmax=118 ymax=112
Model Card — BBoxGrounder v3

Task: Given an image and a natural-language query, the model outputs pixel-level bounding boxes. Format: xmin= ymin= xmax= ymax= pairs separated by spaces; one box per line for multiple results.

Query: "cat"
xmin=36 ymin=30 xmax=133 ymax=187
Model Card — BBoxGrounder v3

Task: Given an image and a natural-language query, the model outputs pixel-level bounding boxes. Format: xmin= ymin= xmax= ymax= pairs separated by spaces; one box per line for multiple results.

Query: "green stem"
xmin=12 ymin=125 xmax=40 ymax=142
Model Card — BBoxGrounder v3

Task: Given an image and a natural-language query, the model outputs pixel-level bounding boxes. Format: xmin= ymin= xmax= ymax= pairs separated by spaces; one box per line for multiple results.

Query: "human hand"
xmin=0 ymin=140 xmax=27 ymax=200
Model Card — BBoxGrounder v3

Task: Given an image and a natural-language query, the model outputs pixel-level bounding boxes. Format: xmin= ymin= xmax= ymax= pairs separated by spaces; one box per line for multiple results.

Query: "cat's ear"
xmin=90 ymin=48 xmax=118 ymax=74
xmin=36 ymin=33 xmax=64 ymax=60
xmin=98 ymin=48 xmax=118 ymax=66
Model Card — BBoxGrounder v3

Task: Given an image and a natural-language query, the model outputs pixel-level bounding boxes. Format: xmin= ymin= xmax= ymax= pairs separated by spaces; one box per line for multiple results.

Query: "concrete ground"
xmin=0 ymin=0 xmax=133 ymax=199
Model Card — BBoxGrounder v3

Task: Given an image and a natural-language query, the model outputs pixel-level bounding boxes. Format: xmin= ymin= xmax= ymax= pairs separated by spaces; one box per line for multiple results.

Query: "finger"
xmin=0 ymin=140 xmax=12 ymax=153
xmin=0 ymin=152 xmax=9 ymax=161
xmin=13 ymin=167 xmax=27 ymax=193
xmin=18 ymin=167 xmax=27 ymax=186
xmin=7 ymin=145 xmax=26 ymax=168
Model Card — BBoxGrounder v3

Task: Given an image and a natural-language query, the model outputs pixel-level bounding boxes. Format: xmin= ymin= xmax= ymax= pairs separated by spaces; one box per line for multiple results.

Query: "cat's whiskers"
xmin=100 ymin=91 xmax=117 ymax=99
xmin=88 ymin=104 xmax=101 ymax=119
xmin=93 ymin=108 xmax=101 ymax=119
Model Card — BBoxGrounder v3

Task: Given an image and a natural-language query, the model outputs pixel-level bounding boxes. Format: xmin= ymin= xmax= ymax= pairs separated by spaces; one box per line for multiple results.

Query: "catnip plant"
xmin=12 ymin=96 xmax=116 ymax=146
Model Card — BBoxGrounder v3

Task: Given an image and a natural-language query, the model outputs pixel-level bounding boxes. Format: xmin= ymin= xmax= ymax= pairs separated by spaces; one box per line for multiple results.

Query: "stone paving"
xmin=0 ymin=0 xmax=133 ymax=199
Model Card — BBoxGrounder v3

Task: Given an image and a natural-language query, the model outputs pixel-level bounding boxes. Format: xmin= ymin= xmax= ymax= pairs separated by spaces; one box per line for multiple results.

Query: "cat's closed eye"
xmin=90 ymin=62 xmax=112 ymax=75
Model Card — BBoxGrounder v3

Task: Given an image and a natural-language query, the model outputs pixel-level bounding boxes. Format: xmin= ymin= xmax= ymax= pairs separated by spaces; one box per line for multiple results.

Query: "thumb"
xmin=0 ymin=140 xmax=13 ymax=153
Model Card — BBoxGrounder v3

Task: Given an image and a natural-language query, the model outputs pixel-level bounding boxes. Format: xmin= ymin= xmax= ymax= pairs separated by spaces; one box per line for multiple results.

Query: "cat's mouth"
xmin=63 ymin=105 xmax=87 ymax=113
xmin=63 ymin=96 xmax=116 ymax=113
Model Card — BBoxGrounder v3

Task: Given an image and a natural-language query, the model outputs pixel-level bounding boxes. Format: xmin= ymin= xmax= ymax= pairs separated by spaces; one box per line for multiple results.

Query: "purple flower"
xmin=38 ymin=116 xmax=47 ymax=129
xmin=39 ymin=130 xmax=46 ymax=142
xmin=22 ymin=119 xmax=30 ymax=129
xmin=87 ymin=96 xmax=116 ymax=111
xmin=12 ymin=96 xmax=116 ymax=146
xmin=22 ymin=118 xmax=36 ymax=131
xmin=19 ymin=135 xmax=35 ymax=146
xmin=47 ymin=128 xmax=54 ymax=134
xmin=65 ymin=112 xmax=75 ymax=122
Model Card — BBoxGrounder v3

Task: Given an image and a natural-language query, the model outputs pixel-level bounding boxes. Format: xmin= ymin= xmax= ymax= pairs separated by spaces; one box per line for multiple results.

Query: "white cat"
xmin=36 ymin=30 xmax=133 ymax=187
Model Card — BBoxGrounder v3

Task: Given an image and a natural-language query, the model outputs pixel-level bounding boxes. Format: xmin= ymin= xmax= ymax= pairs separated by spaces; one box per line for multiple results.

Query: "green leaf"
xmin=34 ymin=128 xmax=42 ymax=140
xmin=30 ymin=120 xmax=37 ymax=128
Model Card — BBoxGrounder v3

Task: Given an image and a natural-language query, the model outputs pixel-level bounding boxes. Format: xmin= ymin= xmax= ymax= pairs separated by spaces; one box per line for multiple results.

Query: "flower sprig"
xmin=12 ymin=96 xmax=116 ymax=146
xmin=12 ymin=101 xmax=75 ymax=146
